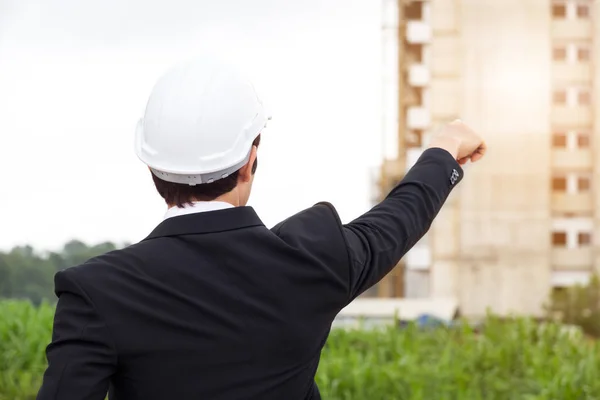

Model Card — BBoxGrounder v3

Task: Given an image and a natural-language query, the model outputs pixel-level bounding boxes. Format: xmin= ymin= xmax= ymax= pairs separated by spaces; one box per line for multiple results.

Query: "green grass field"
xmin=2 ymin=300 xmax=599 ymax=400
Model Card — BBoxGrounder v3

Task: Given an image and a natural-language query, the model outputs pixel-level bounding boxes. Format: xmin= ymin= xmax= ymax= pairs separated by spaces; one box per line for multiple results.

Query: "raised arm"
xmin=342 ymin=120 xmax=485 ymax=300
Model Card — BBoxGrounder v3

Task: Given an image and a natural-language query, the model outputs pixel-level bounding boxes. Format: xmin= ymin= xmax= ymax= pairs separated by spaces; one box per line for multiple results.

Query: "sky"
xmin=0 ymin=0 xmax=384 ymax=251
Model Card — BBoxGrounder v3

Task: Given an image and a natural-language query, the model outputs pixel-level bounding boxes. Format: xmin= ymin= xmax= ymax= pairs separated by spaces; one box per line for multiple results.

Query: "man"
xmin=37 ymin=58 xmax=486 ymax=400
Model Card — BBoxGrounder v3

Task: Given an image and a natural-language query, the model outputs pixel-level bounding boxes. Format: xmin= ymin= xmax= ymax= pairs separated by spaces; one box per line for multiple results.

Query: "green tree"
xmin=0 ymin=255 xmax=13 ymax=298
xmin=0 ymin=240 xmax=123 ymax=303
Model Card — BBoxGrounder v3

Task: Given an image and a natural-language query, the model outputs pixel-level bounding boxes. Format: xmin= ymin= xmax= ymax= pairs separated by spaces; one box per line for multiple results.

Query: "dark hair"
xmin=152 ymin=135 xmax=261 ymax=207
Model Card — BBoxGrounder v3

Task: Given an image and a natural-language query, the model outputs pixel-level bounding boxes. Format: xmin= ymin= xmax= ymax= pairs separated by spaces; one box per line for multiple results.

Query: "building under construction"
xmin=375 ymin=0 xmax=599 ymax=317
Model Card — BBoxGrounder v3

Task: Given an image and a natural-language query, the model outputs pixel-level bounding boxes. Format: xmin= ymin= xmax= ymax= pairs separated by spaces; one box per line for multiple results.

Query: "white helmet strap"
xmin=150 ymin=148 xmax=252 ymax=186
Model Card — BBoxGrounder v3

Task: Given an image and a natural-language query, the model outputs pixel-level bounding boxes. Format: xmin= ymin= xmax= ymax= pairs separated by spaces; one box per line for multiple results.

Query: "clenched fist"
xmin=428 ymin=120 xmax=486 ymax=165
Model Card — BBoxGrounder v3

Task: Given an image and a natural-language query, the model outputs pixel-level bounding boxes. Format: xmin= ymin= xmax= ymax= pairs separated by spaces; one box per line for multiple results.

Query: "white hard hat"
xmin=135 ymin=57 xmax=271 ymax=185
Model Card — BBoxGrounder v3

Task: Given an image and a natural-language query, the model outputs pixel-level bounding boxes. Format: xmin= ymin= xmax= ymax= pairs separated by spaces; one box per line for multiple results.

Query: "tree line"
xmin=2 ymin=239 xmax=600 ymax=337
xmin=0 ymin=240 xmax=125 ymax=305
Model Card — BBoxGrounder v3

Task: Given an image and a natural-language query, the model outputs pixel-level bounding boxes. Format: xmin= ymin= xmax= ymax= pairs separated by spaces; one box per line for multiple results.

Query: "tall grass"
xmin=0 ymin=301 xmax=53 ymax=400
xmin=2 ymin=301 xmax=600 ymax=399
xmin=317 ymin=317 xmax=600 ymax=399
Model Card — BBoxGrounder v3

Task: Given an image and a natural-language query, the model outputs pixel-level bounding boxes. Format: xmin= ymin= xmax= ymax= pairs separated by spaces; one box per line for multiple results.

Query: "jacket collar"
xmin=143 ymin=206 xmax=264 ymax=240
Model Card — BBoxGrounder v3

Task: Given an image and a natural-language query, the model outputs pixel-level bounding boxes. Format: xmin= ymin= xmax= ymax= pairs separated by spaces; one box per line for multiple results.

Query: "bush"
xmin=2 ymin=301 xmax=600 ymax=399
xmin=546 ymin=273 xmax=600 ymax=338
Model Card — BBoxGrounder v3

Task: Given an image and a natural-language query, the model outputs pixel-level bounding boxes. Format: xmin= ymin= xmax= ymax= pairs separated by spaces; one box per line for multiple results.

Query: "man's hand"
xmin=428 ymin=120 xmax=486 ymax=165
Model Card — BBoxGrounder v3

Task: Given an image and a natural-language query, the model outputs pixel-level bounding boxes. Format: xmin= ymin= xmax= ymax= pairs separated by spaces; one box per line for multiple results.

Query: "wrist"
xmin=428 ymin=137 xmax=461 ymax=160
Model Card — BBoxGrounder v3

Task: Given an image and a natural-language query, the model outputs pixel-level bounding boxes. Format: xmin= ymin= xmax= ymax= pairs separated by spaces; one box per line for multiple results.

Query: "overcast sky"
xmin=0 ymin=0 xmax=383 ymax=251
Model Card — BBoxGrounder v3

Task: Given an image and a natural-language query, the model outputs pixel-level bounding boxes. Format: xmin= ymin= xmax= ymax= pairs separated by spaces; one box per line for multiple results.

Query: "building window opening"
xmin=552 ymin=132 xmax=567 ymax=147
xmin=578 ymin=90 xmax=591 ymax=105
xmin=552 ymin=176 xmax=567 ymax=192
xmin=577 ymin=4 xmax=590 ymax=18
xmin=404 ymin=43 xmax=423 ymax=63
xmin=553 ymin=46 xmax=567 ymax=61
xmin=577 ymin=132 xmax=590 ymax=148
xmin=405 ymin=2 xmax=423 ymax=20
xmin=552 ymin=232 xmax=568 ymax=246
xmin=577 ymin=47 xmax=591 ymax=61
xmin=552 ymin=3 xmax=567 ymax=18
xmin=553 ymin=90 xmax=567 ymax=105
xmin=577 ymin=176 xmax=591 ymax=192
xmin=578 ymin=232 xmax=592 ymax=246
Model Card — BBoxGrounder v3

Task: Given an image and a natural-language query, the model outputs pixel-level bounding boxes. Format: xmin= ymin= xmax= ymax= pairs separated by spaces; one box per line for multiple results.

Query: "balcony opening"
xmin=577 ymin=133 xmax=590 ymax=148
xmin=405 ymin=130 xmax=423 ymax=148
xmin=404 ymin=43 xmax=423 ymax=63
xmin=403 ymin=86 xmax=423 ymax=106
xmin=577 ymin=4 xmax=590 ymax=18
xmin=553 ymin=46 xmax=567 ymax=61
xmin=577 ymin=176 xmax=591 ymax=192
xmin=552 ymin=176 xmax=567 ymax=192
xmin=552 ymin=132 xmax=567 ymax=147
xmin=552 ymin=232 xmax=568 ymax=246
xmin=404 ymin=1 xmax=423 ymax=20
xmin=577 ymin=47 xmax=591 ymax=61
xmin=578 ymin=232 xmax=592 ymax=246
xmin=552 ymin=3 xmax=567 ymax=18
xmin=578 ymin=90 xmax=591 ymax=105
xmin=553 ymin=90 xmax=567 ymax=105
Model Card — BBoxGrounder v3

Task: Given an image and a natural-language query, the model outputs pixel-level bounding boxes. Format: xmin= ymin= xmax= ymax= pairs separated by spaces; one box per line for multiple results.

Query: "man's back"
xmin=37 ymin=147 xmax=468 ymax=400
xmin=40 ymin=204 xmax=351 ymax=400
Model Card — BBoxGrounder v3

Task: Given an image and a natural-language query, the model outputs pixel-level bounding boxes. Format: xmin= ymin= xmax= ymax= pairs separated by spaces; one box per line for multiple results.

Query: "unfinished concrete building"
xmin=375 ymin=0 xmax=599 ymax=317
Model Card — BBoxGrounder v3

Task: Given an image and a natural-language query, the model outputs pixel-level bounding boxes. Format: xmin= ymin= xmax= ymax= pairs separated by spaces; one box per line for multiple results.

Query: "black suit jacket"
xmin=37 ymin=148 xmax=462 ymax=400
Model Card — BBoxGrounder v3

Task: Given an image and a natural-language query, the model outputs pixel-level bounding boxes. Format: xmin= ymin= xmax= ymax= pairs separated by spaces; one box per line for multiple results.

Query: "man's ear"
xmin=238 ymin=145 xmax=258 ymax=183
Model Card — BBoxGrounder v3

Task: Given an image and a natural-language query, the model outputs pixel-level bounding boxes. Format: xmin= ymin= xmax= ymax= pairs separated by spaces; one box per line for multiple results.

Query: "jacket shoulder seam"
xmin=314 ymin=202 xmax=352 ymax=300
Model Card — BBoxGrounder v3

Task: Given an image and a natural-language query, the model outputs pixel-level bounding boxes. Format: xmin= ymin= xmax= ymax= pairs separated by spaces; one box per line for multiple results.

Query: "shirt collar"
xmin=164 ymin=201 xmax=235 ymax=220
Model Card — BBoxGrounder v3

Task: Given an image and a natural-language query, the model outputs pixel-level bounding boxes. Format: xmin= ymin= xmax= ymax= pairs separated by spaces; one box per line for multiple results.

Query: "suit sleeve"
xmin=342 ymin=147 xmax=463 ymax=300
xmin=37 ymin=269 xmax=117 ymax=400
